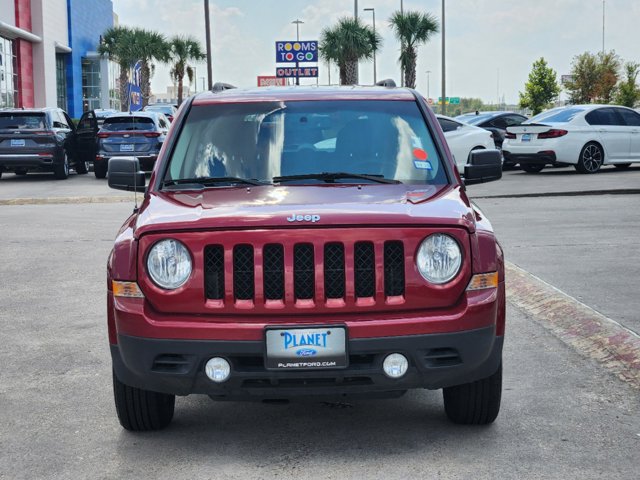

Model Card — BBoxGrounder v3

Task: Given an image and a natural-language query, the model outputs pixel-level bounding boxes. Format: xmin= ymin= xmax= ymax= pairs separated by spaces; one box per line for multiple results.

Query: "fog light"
xmin=383 ymin=353 xmax=409 ymax=379
xmin=205 ymin=357 xmax=231 ymax=383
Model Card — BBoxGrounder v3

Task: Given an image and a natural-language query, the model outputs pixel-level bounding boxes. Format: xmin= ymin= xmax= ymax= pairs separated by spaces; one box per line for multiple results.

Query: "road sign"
xmin=275 ymin=41 xmax=318 ymax=63
xmin=257 ymin=76 xmax=287 ymax=87
xmin=437 ymin=96 xmax=460 ymax=105
xmin=276 ymin=66 xmax=319 ymax=78
xmin=561 ymin=75 xmax=575 ymax=85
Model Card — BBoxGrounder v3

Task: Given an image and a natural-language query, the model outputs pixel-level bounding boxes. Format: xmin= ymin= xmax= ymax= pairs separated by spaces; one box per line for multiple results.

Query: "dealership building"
xmin=0 ymin=0 xmax=118 ymax=118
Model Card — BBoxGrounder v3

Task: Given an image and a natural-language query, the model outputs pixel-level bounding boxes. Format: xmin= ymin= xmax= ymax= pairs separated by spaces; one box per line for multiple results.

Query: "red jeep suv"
xmin=106 ymin=85 xmax=505 ymax=431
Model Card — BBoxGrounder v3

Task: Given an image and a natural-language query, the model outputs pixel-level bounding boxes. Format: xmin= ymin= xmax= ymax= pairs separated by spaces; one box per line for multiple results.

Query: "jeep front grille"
xmin=203 ymin=239 xmax=406 ymax=307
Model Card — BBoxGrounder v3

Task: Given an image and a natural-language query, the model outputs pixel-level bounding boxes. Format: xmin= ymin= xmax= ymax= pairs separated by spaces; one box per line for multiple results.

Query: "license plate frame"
xmin=521 ymin=133 xmax=532 ymax=142
xmin=264 ymin=326 xmax=348 ymax=370
xmin=120 ymin=144 xmax=134 ymax=152
xmin=11 ymin=139 xmax=25 ymax=147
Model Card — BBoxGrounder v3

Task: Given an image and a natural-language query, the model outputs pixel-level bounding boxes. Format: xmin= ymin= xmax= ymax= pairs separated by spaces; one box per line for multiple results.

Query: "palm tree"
xmin=320 ymin=17 xmax=381 ymax=85
xmin=389 ymin=11 xmax=439 ymax=89
xmin=98 ymin=26 xmax=136 ymax=111
xmin=129 ymin=28 xmax=170 ymax=107
xmin=169 ymin=36 xmax=206 ymax=104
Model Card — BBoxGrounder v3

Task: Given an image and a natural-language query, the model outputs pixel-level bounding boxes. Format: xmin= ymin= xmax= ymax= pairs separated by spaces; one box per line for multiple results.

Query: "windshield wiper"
xmin=162 ymin=176 xmax=267 ymax=188
xmin=273 ymin=172 xmax=401 ymax=185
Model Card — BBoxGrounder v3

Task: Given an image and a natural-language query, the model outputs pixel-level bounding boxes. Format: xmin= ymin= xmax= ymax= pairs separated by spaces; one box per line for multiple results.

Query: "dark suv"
xmin=94 ymin=112 xmax=169 ymax=178
xmin=106 ymin=86 xmax=505 ymax=431
xmin=0 ymin=108 xmax=87 ymax=179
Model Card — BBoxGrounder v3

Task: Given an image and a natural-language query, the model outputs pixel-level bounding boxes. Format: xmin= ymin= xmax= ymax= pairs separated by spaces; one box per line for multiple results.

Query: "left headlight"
xmin=416 ymin=234 xmax=462 ymax=284
xmin=147 ymin=239 xmax=192 ymax=289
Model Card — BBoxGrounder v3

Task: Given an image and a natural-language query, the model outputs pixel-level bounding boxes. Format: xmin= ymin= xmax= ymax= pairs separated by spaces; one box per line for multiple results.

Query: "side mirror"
xmin=108 ymin=157 xmax=146 ymax=192
xmin=464 ymin=150 xmax=502 ymax=185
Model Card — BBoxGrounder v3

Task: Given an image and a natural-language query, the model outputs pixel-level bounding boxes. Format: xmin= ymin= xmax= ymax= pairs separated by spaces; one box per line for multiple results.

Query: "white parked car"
xmin=503 ymin=104 xmax=640 ymax=173
xmin=436 ymin=115 xmax=495 ymax=170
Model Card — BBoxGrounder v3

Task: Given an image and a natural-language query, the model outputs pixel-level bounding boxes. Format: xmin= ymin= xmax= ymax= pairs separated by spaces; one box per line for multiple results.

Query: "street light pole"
xmin=426 ymin=70 xmax=431 ymax=99
xmin=441 ymin=0 xmax=446 ymax=115
xmin=354 ymin=0 xmax=358 ymax=19
xmin=292 ymin=19 xmax=304 ymax=86
xmin=364 ymin=8 xmax=376 ymax=84
xmin=204 ymin=0 xmax=213 ymax=90
xmin=602 ymin=0 xmax=605 ymax=54
xmin=400 ymin=0 xmax=404 ymax=87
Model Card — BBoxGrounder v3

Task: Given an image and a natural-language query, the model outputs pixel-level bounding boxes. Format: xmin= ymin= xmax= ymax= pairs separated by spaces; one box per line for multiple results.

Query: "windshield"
xmin=101 ymin=116 xmax=155 ymax=131
xmin=455 ymin=113 xmax=496 ymax=125
xmin=0 ymin=113 xmax=47 ymax=130
xmin=528 ymin=107 xmax=586 ymax=124
xmin=164 ymin=100 xmax=447 ymax=185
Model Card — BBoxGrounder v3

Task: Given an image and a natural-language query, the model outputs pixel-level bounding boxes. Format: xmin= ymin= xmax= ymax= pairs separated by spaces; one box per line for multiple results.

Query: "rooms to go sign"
xmin=275 ymin=41 xmax=318 ymax=63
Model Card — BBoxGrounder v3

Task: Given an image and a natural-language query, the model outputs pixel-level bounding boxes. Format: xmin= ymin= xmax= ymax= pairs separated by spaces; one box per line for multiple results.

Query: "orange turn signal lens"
xmin=466 ymin=272 xmax=499 ymax=291
xmin=112 ymin=281 xmax=144 ymax=298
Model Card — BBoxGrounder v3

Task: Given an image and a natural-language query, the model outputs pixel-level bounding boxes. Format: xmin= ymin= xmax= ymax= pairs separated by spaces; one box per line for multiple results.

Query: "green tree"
xmin=389 ymin=10 xmax=439 ymax=89
xmin=565 ymin=51 xmax=621 ymax=104
xmin=519 ymin=58 xmax=560 ymax=115
xmin=169 ymin=36 xmax=206 ymax=105
xmin=130 ymin=28 xmax=170 ymax=108
xmin=615 ymin=62 xmax=640 ymax=107
xmin=98 ymin=26 xmax=136 ymax=111
xmin=319 ymin=17 xmax=381 ymax=85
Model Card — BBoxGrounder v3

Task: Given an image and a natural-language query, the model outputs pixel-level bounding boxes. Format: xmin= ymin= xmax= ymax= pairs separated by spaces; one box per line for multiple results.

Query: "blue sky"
xmin=112 ymin=0 xmax=640 ymax=104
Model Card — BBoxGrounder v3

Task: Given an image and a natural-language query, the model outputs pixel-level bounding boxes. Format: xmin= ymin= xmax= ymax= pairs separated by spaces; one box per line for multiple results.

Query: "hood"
xmin=133 ymin=183 xmax=476 ymax=236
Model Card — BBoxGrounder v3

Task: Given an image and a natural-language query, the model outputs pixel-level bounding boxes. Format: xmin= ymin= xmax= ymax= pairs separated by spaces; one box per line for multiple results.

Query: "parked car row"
xmin=0 ymin=105 xmax=172 ymax=180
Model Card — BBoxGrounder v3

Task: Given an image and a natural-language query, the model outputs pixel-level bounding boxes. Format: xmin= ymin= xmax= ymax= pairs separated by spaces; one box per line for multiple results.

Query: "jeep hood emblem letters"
xmin=287 ymin=213 xmax=321 ymax=223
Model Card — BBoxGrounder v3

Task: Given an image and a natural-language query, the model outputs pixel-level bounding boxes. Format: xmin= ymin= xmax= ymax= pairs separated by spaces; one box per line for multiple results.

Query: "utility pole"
xmin=364 ymin=8 xmax=377 ymax=84
xmin=204 ymin=0 xmax=213 ymax=90
xmin=426 ymin=70 xmax=431 ymax=99
xmin=292 ymin=19 xmax=304 ymax=86
xmin=354 ymin=0 xmax=358 ymax=18
xmin=602 ymin=0 xmax=605 ymax=54
xmin=441 ymin=0 xmax=446 ymax=114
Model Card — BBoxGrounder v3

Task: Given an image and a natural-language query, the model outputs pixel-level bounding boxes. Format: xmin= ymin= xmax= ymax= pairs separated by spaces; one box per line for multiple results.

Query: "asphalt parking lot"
xmin=1 ymin=167 xmax=639 ymax=479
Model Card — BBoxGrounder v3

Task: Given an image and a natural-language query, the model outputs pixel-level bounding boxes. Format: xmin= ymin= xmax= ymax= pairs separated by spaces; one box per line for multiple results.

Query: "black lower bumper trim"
xmin=503 ymin=151 xmax=557 ymax=165
xmin=112 ymin=326 xmax=503 ymax=399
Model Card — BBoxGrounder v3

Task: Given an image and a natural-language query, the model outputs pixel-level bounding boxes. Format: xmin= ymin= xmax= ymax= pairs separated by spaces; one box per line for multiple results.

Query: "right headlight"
xmin=147 ymin=239 xmax=192 ymax=289
xmin=416 ymin=234 xmax=462 ymax=284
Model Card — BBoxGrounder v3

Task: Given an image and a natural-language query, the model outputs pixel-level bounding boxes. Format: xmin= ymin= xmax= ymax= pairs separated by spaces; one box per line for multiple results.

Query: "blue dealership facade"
xmin=66 ymin=0 xmax=116 ymax=118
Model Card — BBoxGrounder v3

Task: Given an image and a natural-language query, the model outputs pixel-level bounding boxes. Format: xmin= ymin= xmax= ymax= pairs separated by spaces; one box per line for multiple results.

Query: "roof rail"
xmin=375 ymin=79 xmax=396 ymax=88
xmin=212 ymin=82 xmax=237 ymax=93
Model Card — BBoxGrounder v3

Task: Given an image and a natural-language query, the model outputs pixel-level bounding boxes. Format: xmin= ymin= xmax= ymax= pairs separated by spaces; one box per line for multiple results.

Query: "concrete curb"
xmin=472 ymin=188 xmax=640 ymax=199
xmin=506 ymin=261 xmax=640 ymax=390
xmin=0 ymin=195 xmax=135 ymax=206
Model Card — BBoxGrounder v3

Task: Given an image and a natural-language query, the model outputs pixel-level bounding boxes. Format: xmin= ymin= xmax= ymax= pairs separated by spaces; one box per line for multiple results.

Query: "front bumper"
xmin=112 ymin=326 xmax=503 ymax=399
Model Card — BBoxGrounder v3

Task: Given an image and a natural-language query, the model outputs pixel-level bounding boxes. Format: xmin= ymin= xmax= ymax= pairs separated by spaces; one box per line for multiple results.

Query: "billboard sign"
xmin=275 ymin=41 xmax=318 ymax=63
xmin=276 ymin=66 xmax=319 ymax=78
xmin=258 ymin=76 xmax=287 ymax=87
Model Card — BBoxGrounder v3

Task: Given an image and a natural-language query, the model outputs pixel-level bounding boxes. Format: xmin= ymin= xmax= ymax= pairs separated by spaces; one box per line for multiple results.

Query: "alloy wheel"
xmin=581 ymin=144 xmax=603 ymax=173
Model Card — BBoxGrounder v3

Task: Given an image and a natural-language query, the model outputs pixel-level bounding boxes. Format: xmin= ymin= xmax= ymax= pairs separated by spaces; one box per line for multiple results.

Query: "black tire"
xmin=520 ymin=163 xmax=544 ymax=173
xmin=54 ymin=152 xmax=70 ymax=180
xmin=75 ymin=157 xmax=88 ymax=174
xmin=94 ymin=161 xmax=107 ymax=179
xmin=443 ymin=364 xmax=502 ymax=425
xmin=614 ymin=163 xmax=631 ymax=169
xmin=113 ymin=370 xmax=175 ymax=431
xmin=575 ymin=142 xmax=604 ymax=174
xmin=15 ymin=168 xmax=28 ymax=175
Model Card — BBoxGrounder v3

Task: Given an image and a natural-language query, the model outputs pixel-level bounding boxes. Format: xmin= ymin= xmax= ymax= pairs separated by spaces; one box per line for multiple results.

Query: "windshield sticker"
xmin=413 ymin=148 xmax=428 ymax=161
xmin=411 ymin=136 xmax=424 ymax=149
xmin=413 ymin=160 xmax=432 ymax=170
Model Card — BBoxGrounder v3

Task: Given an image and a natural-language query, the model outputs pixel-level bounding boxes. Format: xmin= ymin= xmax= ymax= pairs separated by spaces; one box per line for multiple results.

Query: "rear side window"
xmin=585 ymin=108 xmax=624 ymax=126
xmin=0 ymin=113 xmax=47 ymax=130
xmin=165 ymin=100 xmax=448 ymax=185
xmin=438 ymin=118 xmax=461 ymax=132
xmin=101 ymin=116 xmax=155 ymax=131
xmin=617 ymin=108 xmax=640 ymax=127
